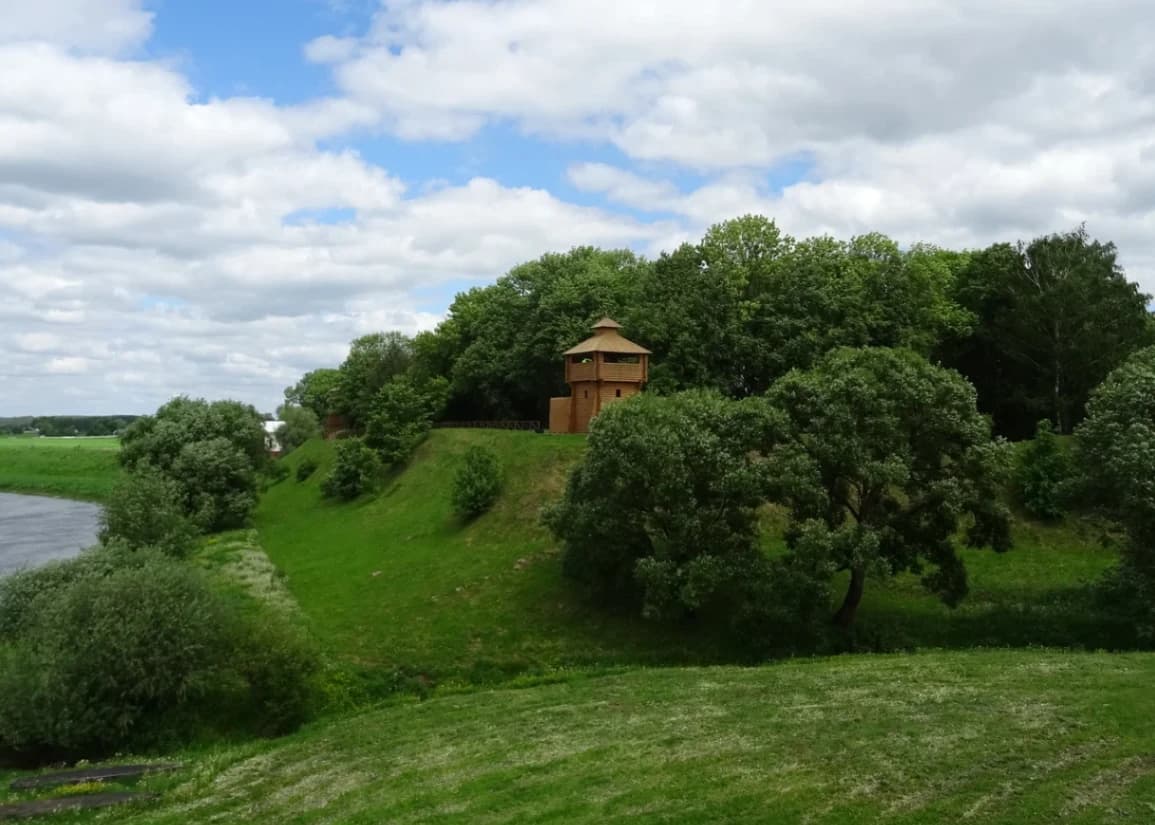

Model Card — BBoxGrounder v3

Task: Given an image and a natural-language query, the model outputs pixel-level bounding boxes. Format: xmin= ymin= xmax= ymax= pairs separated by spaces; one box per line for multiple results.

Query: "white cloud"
xmin=45 ymin=357 xmax=91 ymax=375
xmin=0 ymin=0 xmax=152 ymax=54
xmin=3 ymin=0 xmax=1154 ymax=415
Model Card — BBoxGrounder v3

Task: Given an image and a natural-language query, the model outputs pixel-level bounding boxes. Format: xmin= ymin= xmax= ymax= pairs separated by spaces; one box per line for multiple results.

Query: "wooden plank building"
xmin=549 ymin=318 xmax=651 ymax=434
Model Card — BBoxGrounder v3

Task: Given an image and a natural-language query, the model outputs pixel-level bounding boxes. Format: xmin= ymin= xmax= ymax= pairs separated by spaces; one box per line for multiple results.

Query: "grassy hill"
xmin=0 ymin=436 xmax=121 ymax=501
xmin=12 ymin=650 xmax=1154 ymax=823
xmin=256 ymin=430 xmax=740 ymax=677
xmin=256 ymin=430 xmax=1127 ymax=680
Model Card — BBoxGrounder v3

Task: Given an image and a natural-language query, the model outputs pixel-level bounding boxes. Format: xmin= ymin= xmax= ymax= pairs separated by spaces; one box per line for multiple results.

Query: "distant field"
xmin=0 ymin=437 xmax=121 ymax=501
xmin=24 ymin=650 xmax=1155 ymax=824
xmin=0 ymin=436 xmax=120 ymax=450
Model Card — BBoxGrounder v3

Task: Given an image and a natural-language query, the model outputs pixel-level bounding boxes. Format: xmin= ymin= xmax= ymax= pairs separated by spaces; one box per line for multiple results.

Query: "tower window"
xmin=615 ymin=389 xmax=622 ymax=397
xmin=584 ymin=390 xmax=588 ymax=398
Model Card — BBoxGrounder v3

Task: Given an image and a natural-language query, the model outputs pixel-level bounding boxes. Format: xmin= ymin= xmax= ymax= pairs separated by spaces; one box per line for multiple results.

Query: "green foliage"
xmin=275 ymin=405 xmax=320 ymax=456
xmin=171 ymin=437 xmax=258 ymax=531
xmin=1013 ymin=420 xmax=1073 ymax=520
xmin=0 ymin=547 xmax=320 ymax=765
xmin=546 ymin=392 xmax=772 ymax=621
xmin=629 ymin=218 xmax=970 ymax=397
xmin=0 ymin=542 xmax=141 ymax=642
xmin=119 ymin=397 xmax=268 ymax=531
xmin=763 ymin=347 xmax=1013 ymax=626
xmin=230 ymin=616 xmax=321 ymax=735
xmin=333 ymin=332 xmax=414 ymax=429
xmin=0 ymin=551 xmax=231 ymax=763
xmin=296 ymin=457 xmax=319 ymax=482
xmin=99 ymin=466 xmax=200 ymax=557
xmin=364 ymin=375 xmax=449 ymax=465
xmin=263 ymin=459 xmax=291 ymax=486
xmin=942 ymin=227 xmax=1153 ymax=437
xmin=121 ymin=396 xmax=268 ymax=473
xmin=1074 ymin=346 xmax=1155 ymax=637
xmin=432 ymin=247 xmax=646 ymax=420
xmin=321 ymin=438 xmax=381 ymax=500
xmin=283 ymin=367 xmax=341 ymax=419
xmin=451 ymin=445 xmax=502 ymax=520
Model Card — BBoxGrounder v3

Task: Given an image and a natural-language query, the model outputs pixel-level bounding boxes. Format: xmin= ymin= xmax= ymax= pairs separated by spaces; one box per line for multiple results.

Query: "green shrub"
xmin=263 ymin=460 xmax=291 ymax=486
xmin=119 ymin=397 xmax=267 ymax=533
xmin=364 ymin=374 xmax=449 ymax=466
xmin=0 ymin=543 xmax=142 ymax=641
xmin=451 ymin=445 xmax=502 ymax=520
xmin=172 ymin=437 xmax=259 ymax=531
xmin=321 ymin=438 xmax=381 ymax=500
xmin=545 ymin=391 xmax=771 ymax=618
xmin=296 ymin=458 xmax=319 ymax=482
xmin=1014 ymin=420 xmax=1072 ymax=520
xmin=0 ymin=549 xmax=321 ymax=766
xmin=99 ymin=467 xmax=200 ymax=557
xmin=232 ymin=616 xmax=321 ymax=735
xmin=275 ymin=405 xmax=320 ymax=456
xmin=0 ymin=553 xmax=232 ymax=763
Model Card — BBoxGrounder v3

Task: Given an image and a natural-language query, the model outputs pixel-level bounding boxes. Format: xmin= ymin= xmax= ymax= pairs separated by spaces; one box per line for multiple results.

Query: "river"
xmin=0 ymin=492 xmax=101 ymax=577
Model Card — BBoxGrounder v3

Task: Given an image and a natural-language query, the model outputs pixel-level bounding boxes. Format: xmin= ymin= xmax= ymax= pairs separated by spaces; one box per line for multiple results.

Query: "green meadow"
xmin=0 ymin=436 xmax=121 ymax=501
xmin=13 ymin=650 xmax=1154 ymax=824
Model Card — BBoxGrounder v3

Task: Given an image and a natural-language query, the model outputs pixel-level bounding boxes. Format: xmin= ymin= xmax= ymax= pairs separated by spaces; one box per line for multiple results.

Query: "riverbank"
xmin=0 ymin=437 xmax=121 ymax=501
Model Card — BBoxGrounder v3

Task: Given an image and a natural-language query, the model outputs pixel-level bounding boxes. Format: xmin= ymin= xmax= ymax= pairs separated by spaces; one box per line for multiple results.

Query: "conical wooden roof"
xmin=562 ymin=318 xmax=652 ymax=355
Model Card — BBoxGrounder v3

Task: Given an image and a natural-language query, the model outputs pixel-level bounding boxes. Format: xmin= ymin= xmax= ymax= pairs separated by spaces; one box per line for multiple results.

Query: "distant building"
xmin=549 ymin=318 xmax=651 ymax=434
xmin=263 ymin=420 xmax=284 ymax=457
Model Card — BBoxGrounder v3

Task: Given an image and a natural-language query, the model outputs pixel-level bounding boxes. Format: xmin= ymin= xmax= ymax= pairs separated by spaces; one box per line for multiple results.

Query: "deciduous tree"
xmin=763 ymin=347 xmax=1013 ymax=627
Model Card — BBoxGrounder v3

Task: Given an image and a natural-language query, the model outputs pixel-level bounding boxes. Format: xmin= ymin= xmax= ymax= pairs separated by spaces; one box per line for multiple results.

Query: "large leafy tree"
xmin=284 ymin=368 xmax=341 ymax=420
xmin=333 ymin=333 xmax=414 ymax=429
xmin=120 ymin=397 xmax=268 ymax=473
xmin=943 ymin=227 xmax=1153 ymax=437
xmin=630 ymin=217 xmax=970 ymax=398
xmin=763 ymin=347 xmax=1013 ymax=627
xmin=545 ymin=391 xmax=772 ymax=618
xmin=426 ymin=247 xmax=646 ymax=421
xmin=364 ymin=375 xmax=449 ymax=465
xmin=119 ymin=397 xmax=268 ymax=532
xmin=1074 ymin=346 xmax=1155 ymax=570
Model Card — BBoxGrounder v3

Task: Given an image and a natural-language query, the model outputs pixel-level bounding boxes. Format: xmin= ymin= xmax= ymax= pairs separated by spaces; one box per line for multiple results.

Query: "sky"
xmin=2 ymin=0 xmax=1154 ymax=416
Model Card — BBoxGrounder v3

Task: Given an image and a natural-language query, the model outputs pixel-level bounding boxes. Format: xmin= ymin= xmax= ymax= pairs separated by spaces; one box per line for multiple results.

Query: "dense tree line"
xmin=290 ymin=216 xmax=1151 ymax=440
xmin=281 ymin=215 xmax=1153 ymax=642
xmin=0 ymin=415 xmax=138 ymax=436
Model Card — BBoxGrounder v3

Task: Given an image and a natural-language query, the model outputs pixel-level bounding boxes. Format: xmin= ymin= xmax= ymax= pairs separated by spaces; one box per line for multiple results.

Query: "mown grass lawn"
xmin=0 ymin=437 xmax=121 ymax=501
xmin=28 ymin=650 xmax=1155 ymax=824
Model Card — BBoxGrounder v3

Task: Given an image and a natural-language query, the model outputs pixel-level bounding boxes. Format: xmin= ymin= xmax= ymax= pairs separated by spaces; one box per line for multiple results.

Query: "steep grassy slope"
xmin=256 ymin=431 xmax=738 ymax=676
xmin=27 ymin=650 xmax=1155 ymax=824
xmin=257 ymin=431 xmax=1125 ymax=677
xmin=0 ymin=437 xmax=121 ymax=500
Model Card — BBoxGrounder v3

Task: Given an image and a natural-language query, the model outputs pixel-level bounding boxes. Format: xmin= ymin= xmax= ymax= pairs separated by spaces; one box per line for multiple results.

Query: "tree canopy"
xmin=763 ymin=347 xmax=1013 ymax=626
xmin=941 ymin=227 xmax=1153 ymax=437
xmin=119 ymin=397 xmax=268 ymax=531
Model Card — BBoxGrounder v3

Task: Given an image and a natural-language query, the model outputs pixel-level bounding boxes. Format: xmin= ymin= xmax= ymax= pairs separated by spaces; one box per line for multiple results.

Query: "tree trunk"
xmin=834 ymin=566 xmax=866 ymax=628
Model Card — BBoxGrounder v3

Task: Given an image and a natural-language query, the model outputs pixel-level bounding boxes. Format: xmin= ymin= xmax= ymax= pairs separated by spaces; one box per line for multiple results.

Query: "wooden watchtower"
xmin=548 ymin=318 xmax=651 ymax=434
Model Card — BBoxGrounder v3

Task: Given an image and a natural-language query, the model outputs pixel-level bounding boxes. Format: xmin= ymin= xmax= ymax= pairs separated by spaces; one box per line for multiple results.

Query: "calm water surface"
xmin=0 ymin=492 xmax=101 ymax=576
